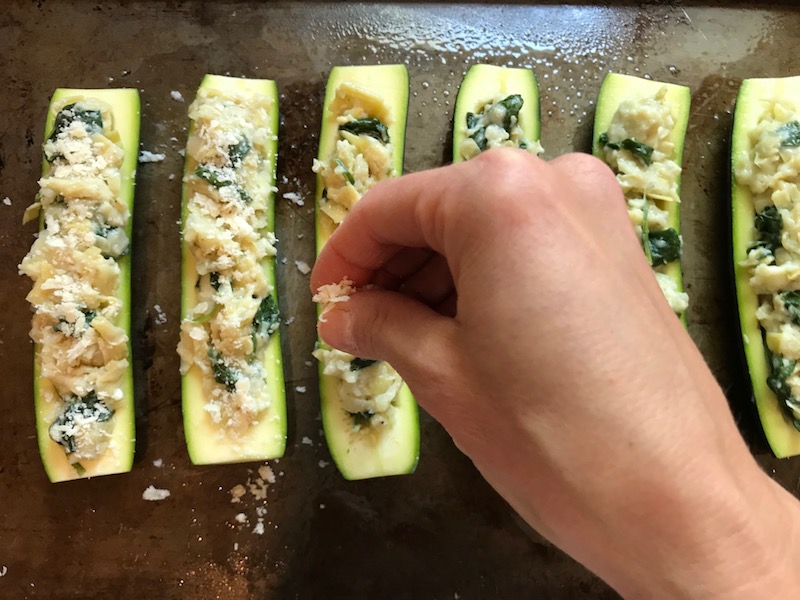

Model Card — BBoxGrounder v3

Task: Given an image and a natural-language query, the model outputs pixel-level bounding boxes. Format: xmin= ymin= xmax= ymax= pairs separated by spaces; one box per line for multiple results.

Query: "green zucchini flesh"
xmin=453 ymin=64 xmax=541 ymax=163
xmin=179 ymin=75 xmax=286 ymax=465
xmin=732 ymin=76 xmax=800 ymax=458
xmin=592 ymin=73 xmax=691 ymax=318
xmin=314 ymin=65 xmax=419 ymax=480
xmin=26 ymin=88 xmax=140 ymax=482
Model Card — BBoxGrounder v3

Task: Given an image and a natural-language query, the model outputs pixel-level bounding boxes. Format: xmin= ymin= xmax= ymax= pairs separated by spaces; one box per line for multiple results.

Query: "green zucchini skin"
xmin=314 ymin=65 xmax=420 ymax=480
xmin=452 ymin=64 xmax=541 ymax=164
xmin=180 ymin=75 xmax=286 ymax=465
xmin=732 ymin=76 xmax=800 ymax=458
xmin=34 ymin=88 xmax=140 ymax=482
xmin=592 ymin=73 xmax=691 ymax=320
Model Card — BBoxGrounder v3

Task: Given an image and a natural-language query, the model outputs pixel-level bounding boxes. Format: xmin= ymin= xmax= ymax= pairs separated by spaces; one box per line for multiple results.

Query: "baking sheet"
xmin=2 ymin=1 xmax=800 ymax=598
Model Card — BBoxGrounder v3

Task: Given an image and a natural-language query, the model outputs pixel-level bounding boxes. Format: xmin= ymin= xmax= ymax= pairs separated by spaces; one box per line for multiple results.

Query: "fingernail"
xmin=320 ymin=305 xmax=357 ymax=354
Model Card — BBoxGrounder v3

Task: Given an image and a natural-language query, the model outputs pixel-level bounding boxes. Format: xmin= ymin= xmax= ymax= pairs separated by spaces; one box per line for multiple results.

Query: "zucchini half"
xmin=180 ymin=75 xmax=286 ymax=464
xmin=314 ymin=65 xmax=419 ymax=480
xmin=732 ymin=76 xmax=800 ymax=458
xmin=452 ymin=64 xmax=541 ymax=163
xmin=33 ymin=88 xmax=140 ymax=482
xmin=592 ymin=73 xmax=691 ymax=318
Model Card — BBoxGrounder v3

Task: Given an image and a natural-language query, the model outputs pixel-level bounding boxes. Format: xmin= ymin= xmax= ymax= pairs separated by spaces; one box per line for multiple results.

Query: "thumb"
xmin=318 ymin=289 xmax=456 ymax=387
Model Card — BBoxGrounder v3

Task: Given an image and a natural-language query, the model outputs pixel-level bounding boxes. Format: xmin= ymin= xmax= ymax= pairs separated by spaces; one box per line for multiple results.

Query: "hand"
xmin=311 ymin=148 xmax=800 ymax=598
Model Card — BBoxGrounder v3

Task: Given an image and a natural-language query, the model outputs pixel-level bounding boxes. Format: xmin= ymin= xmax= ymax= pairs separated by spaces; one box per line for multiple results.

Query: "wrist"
xmin=622 ymin=463 xmax=800 ymax=599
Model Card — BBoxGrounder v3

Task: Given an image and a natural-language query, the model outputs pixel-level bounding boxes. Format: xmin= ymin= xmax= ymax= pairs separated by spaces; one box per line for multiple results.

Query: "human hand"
xmin=310 ymin=148 xmax=800 ymax=599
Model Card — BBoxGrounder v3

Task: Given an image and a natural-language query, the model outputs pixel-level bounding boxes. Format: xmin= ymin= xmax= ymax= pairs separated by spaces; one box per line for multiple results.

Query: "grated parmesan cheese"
xmin=313 ymin=277 xmax=355 ymax=322
xmin=138 ymin=150 xmax=166 ymax=163
xmin=295 ymin=260 xmax=311 ymax=275
xmin=142 ymin=485 xmax=171 ymax=501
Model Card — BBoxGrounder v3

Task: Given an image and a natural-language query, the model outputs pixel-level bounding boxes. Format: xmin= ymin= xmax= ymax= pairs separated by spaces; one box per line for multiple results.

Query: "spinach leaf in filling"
xmin=208 ymin=347 xmax=241 ymax=392
xmin=252 ymin=295 xmax=280 ymax=344
xmin=465 ymin=94 xmax=525 ymax=152
xmin=497 ymin=94 xmax=523 ymax=131
xmin=49 ymin=391 xmax=115 ymax=454
xmin=598 ymin=133 xmax=655 ymax=166
xmin=751 ymin=205 xmax=783 ymax=255
xmin=780 ymin=291 xmax=800 ymax=327
xmin=195 ymin=165 xmax=252 ymax=203
xmin=350 ymin=357 xmax=379 ymax=371
xmin=45 ymin=103 xmax=105 ymax=161
xmin=647 ymin=228 xmax=682 ymax=267
xmin=228 ymin=137 xmax=252 ymax=167
xmin=766 ymin=350 xmax=800 ymax=429
xmin=777 ymin=121 xmax=800 ymax=148
xmin=335 ymin=159 xmax=356 ymax=185
xmin=339 ymin=118 xmax=390 ymax=144
xmin=49 ymin=103 xmax=104 ymax=141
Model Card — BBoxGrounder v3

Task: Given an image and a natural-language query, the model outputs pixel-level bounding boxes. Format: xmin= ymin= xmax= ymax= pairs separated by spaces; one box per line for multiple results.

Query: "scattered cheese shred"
xmin=295 ymin=260 xmax=311 ymax=275
xmin=138 ymin=150 xmax=166 ymax=163
xmin=142 ymin=485 xmax=171 ymax=501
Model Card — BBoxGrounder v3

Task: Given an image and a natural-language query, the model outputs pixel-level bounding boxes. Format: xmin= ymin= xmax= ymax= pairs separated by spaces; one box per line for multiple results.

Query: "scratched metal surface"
xmin=1 ymin=1 xmax=800 ymax=598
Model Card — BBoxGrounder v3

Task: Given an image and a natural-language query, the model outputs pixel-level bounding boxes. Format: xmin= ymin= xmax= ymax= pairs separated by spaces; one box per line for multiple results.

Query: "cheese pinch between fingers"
xmin=312 ymin=277 xmax=356 ymax=322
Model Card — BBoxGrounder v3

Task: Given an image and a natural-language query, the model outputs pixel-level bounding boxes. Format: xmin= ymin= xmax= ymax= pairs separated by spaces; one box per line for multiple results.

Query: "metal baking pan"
xmin=2 ymin=1 xmax=799 ymax=597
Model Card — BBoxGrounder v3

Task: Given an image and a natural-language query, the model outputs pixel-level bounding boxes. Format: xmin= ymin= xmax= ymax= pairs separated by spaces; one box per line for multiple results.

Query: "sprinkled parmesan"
xmin=295 ymin=385 xmax=307 ymax=394
xmin=295 ymin=260 xmax=311 ymax=275
xmin=142 ymin=485 xmax=171 ymax=501
xmin=176 ymin=84 xmax=281 ymax=436
xmin=20 ymin=96 xmax=131 ymax=469
xmin=170 ymin=90 xmax=185 ymax=103
xmin=282 ymin=192 xmax=304 ymax=206
xmin=138 ymin=150 xmax=166 ymax=163
xmin=2 ymin=197 xmax=11 ymax=206
xmin=153 ymin=304 xmax=167 ymax=325
xmin=153 ymin=458 xmax=163 ymax=468
xmin=230 ymin=484 xmax=247 ymax=503
xmin=313 ymin=277 xmax=355 ymax=322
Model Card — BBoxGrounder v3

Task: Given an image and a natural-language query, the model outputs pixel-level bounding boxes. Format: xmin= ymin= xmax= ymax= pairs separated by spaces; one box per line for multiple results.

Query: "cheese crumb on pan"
xmin=142 ymin=485 xmax=171 ymax=501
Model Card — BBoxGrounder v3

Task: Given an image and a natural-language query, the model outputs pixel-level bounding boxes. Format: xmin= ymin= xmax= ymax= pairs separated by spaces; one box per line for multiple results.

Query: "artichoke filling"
xmin=20 ymin=98 xmax=129 ymax=467
xmin=736 ymin=100 xmax=800 ymax=429
xmin=312 ymin=83 xmax=403 ymax=430
xmin=177 ymin=88 xmax=279 ymax=433
xmin=459 ymin=94 xmax=543 ymax=160
xmin=599 ymin=87 xmax=687 ymax=314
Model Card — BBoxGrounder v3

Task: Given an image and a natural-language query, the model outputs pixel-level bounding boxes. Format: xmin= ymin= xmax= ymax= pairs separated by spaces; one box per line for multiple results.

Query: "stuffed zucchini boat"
xmin=453 ymin=64 xmax=542 ymax=163
xmin=177 ymin=75 xmax=286 ymax=465
xmin=312 ymin=65 xmax=419 ymax=480
xmin=593 ymin=73 xmax=691 ymax=317
xmin=732 ymin=75 xmax=800 ymax=458
xmin=20 ymin=89 xmax=140 ymax=482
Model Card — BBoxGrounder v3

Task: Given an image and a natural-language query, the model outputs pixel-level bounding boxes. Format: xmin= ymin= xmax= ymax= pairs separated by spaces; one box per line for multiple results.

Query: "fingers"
xmin=370 ymin=247 xmax=435 ymax=290
xmin=310 ymin=163 xmax=468 ymax=292
xmin=310 ymin=148 xmax=549 ymax=293
xmin=318 ymin=288 xmax=457 ymax=386
xmin=398 ymin=252 xmax=454 ymax=307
